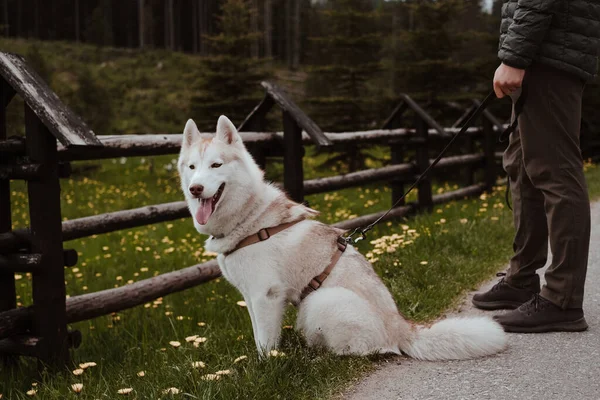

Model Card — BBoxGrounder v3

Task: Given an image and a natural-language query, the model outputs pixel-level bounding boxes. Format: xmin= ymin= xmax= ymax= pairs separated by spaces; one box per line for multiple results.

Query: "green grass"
xmin=1 ymin=154 xmax=597 ymax=400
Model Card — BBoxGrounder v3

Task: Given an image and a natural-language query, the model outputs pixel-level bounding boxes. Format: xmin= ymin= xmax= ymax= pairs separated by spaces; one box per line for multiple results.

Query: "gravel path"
xmin=342 ymin=201 xmax=600 ymax=400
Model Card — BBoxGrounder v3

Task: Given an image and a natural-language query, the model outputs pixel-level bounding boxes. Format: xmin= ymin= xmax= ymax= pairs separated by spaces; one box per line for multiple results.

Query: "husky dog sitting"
xmin=178 ymin=115 xmax=507 ymax=360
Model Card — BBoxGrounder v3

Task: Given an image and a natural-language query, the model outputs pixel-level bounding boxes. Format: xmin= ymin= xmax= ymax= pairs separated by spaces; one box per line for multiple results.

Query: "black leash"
xmin=343 ymin=88 xmax=525 ymax=245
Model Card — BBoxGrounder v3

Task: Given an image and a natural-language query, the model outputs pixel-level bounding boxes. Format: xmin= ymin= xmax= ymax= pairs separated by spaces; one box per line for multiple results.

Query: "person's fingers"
xmin=502 ymin=86 xmax=515 ymax=96
xmin=493 ymin=81 xmax=505 ymax=98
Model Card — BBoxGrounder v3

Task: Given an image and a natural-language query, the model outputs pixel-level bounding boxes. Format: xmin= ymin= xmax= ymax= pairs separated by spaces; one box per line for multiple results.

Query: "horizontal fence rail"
xmin=10 ymin=73 xmax=585 ymax=369
xmin=0 ymin=152 xmax=497 ymax=254
xmin=54 ymin=125 xmax=496 ymax=162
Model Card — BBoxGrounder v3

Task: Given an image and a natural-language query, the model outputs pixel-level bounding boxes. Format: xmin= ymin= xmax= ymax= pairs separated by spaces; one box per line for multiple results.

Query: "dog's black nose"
xmin=189 ymin=185 xmax=204 ymax=198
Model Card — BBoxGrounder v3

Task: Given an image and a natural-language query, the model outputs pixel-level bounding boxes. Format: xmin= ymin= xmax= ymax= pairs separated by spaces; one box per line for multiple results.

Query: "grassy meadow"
xmin=1 ymin=37 xmax=600 ymax=400
xmin=1 ymin=151 xmax=598 ymax=399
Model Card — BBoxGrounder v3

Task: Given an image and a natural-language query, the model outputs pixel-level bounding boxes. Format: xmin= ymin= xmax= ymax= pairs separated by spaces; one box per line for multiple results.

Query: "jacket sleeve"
xmin=499 ymin=0 xmax=557 ymax=69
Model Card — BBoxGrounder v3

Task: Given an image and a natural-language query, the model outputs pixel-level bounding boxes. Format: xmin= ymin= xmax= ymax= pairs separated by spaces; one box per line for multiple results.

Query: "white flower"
xmin=117 ymin=388 xmax=133 ymax=395
xmin=71 ymin=383 xmax=83 ymax=393
xmin=215 ymin=369 xmax=231 ymax=375
xmin=72 ymin=368 xmax=84 ymax=376
xmin=236 ymin=301 xmax=247 ymax=307
xmin=233 ymin=355 xmax=247 ymax=363
xmin=185 ymin=335 xmax=198 ymax=342
xmin=200 ymin=374 xmax=220 ymax=381
xmin=169 ymin=341 xmax=181 ymax=348
xmin=163 ymin=387 xmax=180 ymax=395
xmin=192 ymin=361 xmax=206 ymax=369
xmin=137 ymin=371 xmax=145 ymax=377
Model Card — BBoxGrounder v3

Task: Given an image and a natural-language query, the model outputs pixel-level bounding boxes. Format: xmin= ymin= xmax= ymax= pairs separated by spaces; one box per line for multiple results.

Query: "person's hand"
xmin=493 ymin=63 xmax=525 ymax=98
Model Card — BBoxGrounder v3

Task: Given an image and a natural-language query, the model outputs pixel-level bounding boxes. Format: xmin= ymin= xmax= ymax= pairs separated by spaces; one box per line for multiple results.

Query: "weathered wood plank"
xmin=432 ymin=183 xmax=486 ymax=205
xmin=332 ymin=205 xmax=415 ymax=231
xmin=399 ymin=94 xmax=447 ymax=138
xmin=56 ymin=126 xmax=489 ymax=162
xmin=237 ymin=93 xmax=275 ymax=132
xmin=0 ymin=52 xmax=101 ymax=147
xmin=381 ymin=102 xmax=409 ymax=130
xmin=0 ymin=163 xmax=43 ymax=180
xmin=58 ymin=132 xmax=277 ymax=161
xmin=25 ymin=105 xmax=70 ymax=368
xmin=0 ymin=254 xmax=42 ymax=272
xmin=261 ymin=81 xmax=332 ymax=147
xmin=61 ymin=201 xmax=190 ymax=242
xmin=0 ymin=136 xmax=25 ymax=154
xmin=433 ymin=153 xmax=484 ymax=169
xmin=414 ymin=116 xmax=433 ymax=211
xmin=303 ymin=163 xmax=415 ymax=195
xmin=0 ymin=76 xmax=17 ymax=366
xmin=0 ymin=260 xmax=221 ymax=341
xmin=0 ymin=201 xmax=190 ymax=253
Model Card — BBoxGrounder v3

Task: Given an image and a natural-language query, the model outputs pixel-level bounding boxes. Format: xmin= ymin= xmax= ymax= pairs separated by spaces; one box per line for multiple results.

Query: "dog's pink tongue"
xmin=195 ymin=199 xmax=213 ymax=225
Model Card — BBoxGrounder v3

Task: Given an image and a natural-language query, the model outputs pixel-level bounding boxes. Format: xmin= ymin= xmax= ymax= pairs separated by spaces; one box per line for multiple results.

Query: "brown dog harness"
xmin=223 ymin=220 xmax=347 ymax=303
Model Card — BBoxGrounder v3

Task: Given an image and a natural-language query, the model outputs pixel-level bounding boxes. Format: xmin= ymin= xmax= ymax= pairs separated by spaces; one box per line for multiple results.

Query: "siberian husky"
xmin=178 ymin=115 xmax=507 ymax=360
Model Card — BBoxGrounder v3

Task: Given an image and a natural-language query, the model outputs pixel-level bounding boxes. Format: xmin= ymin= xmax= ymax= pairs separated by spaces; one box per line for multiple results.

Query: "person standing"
xmin=472 ymin=0 xmax=600 ymax=332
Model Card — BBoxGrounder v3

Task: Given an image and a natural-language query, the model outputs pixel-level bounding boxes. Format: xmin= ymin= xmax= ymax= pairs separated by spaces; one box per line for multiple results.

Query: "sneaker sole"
xmin=471 ymin=299 xmax=523 ymax=310
xmin=501 ymin=317 xmax=589 ymax=333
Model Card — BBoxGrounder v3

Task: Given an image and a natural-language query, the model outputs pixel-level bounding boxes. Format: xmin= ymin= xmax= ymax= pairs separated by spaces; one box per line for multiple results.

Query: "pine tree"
xmin=306 ymin=0 xmax=382 ymax=132
xmin=190 ymin=0 xmax=267 ymax=131
xmin=305 ymin=0 xmax=383 ymax=171
xmin=385 ymin=0 xmax=497 ymax=117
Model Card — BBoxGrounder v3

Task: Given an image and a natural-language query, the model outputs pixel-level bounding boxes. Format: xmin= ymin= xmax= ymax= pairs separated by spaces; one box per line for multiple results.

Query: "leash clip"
xmin=343 ymin=228 xmax=367 ymax=245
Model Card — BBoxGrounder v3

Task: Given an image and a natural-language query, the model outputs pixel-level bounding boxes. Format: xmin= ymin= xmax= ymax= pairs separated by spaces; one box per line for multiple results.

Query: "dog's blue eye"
xmin=211 ymin=163 xmax=222 ymax=168
xmin=189 ymin=165 xmax=195 ymax=169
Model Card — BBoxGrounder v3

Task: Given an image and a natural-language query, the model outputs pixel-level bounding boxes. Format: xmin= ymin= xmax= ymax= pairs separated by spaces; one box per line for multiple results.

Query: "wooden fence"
xmin=1 ymin=52 xmax=598 ymax=370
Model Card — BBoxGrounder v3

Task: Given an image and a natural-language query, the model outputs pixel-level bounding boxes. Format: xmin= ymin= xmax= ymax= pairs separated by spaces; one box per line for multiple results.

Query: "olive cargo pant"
xmin=503 ymin=62 xmax=591 ymax=309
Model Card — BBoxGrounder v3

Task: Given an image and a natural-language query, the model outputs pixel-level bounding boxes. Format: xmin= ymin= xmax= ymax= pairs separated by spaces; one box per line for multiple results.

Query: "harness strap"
xmin=225 ymin=219 xmax=347 ymax=305
xmin=224 ymin=219 xmax=304 ymax=256
xmin=299 ymin=236 xmax=347 ymax=302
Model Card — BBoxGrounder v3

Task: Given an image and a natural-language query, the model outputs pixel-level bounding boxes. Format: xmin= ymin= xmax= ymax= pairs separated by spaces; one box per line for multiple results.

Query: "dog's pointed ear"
xmin=215 ymin=115 xmax=241 ymax=145
xmin=183 ymin=119 xmax=200 ymax=148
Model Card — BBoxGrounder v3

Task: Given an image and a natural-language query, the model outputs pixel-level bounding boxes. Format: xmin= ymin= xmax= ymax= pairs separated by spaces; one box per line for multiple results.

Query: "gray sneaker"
xmin=472 ymin=273 xmax=538 ymax=310
xmin=494 ymin=294 xmax=588 ymax=333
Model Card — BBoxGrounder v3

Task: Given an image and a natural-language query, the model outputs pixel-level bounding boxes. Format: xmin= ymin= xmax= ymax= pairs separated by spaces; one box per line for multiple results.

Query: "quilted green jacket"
xmin=499 ymin=0 xmax=600 ymax=81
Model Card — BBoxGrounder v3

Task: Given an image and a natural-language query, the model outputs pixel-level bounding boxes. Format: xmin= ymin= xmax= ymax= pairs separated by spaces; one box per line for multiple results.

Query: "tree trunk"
xmin=103 ymin=0 xmax=112 ymax=46
xmin=74 ymin=0 xmax=79 ymax=42
xmin=251 ymin=0 xmax=259 ymax=58
xmin=264 ymin=0 xmax=272 ymax=59
xmin=286 ymin=0 xmax=292 ymax=68
xmin=3 ymin=0 xmax=8 ymax=37
xmin=292 ymin=0 xmax=301 ymax=68
xmin=15 ymin=0 xmax=21 ymax=37
xmin=164 ymin=0 xmax=174 ymax=49
xmin=34 ymin=0 xmax=40 ymax=38
xmin=138 ymin=0 xmax=144 ymax=48
xmin=192 ymin=0 xmax=198 ymax=53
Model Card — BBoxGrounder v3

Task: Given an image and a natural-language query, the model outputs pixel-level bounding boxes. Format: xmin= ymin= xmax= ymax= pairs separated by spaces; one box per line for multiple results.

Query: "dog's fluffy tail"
xmin=402 ymin=316 xmax=506 ymax=361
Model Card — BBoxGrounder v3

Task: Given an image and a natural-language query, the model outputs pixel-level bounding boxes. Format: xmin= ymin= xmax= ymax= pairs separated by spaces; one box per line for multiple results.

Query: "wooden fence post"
xmin=24 ymin=105 xmax=70 ymax=369
xmin=282 ymin=110 xmax=304 ymax=203
xmin=464 ymin=135 xmax=475 ymax=186
xmin=0 ymin=81 xmax=17 ymax=367
xmin=390 ymin=140 xmax=405 ymax=205
xmin=482 ymin=116 xmax=496 ymax=192
xmin=415 ymin=116 xmax=433 ymax=211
